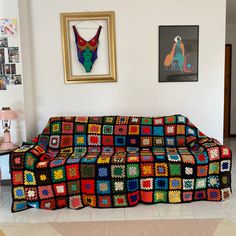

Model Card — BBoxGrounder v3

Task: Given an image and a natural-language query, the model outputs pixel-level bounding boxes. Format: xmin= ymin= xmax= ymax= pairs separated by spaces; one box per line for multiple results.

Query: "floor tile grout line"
xmin=154 ymin=204 xmax=161 ymax=219
xmin=219 ymin=209 xmax=236 ymax=223
xmin=0 ymin=193 xmax=11 ymax=208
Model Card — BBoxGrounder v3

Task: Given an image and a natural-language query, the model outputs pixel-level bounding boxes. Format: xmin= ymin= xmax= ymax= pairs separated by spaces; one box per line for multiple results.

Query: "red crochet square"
xmin=153 ymin=117 xmax=164 ymax=125
xmin=197 ymin=165 xmax=208 ymax=177
xmin=75 ymin=117 xmax=88 ymax=123
xmin=207 ymin=147 xmax=220 ymax=161
xmin=56 ymin=198 xmax=67 ymax=208
xmin=140 ymin=163 xmax=154 ymax=177
xmin=114 ymin=125 xmax=127 ymax=135
xmin=62 ymin=122 xmax=74 ymax=134
xmin=12 ymin=171 xmax=24 ymax=185
xmin=40 ymin=199 xmax=56 ymax=210
xmin=165 ymin=125 xmax=176 ymax=136
xmin=81 ymin=179 xmax=95 ymax=194
xmin=141 ymin=126 xmax=152 ymax=135
xmin=140 ymin=191 xmax=153 ymax=203
xmin=182 ymin=191 xmax=193 ymax=202
xmin=128 ymin=191 xmax=139 ymax=206
xmin=88 ymin=135 xmax=101 ymax=146
xmin=220 ymin=147 xmax=231 ymax=159
xmin=102 ymin=135 xmax=114 ymax=146
xmin=128 ymin=125 xmax=140 ymax=135
xmin=207 ymin=189 xmax=221 ymax=201
xmin=75 ymin=124 xmax=86 ymax=133
xmin=98 ymin=196 xmax=112 ymax=207
xmin=53 ymin=183 xmax=67 ymax=196
xmin=60 ymin=135 xmax=73 ymax=148
xmin=66 ymin=164 xmax=80 ymax=180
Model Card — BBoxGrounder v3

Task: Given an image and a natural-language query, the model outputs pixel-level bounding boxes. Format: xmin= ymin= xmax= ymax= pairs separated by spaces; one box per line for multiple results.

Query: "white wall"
xmin=0 ymin=0 xmax=26 ymax=144
xmin=226 ymin=23 xmax=236 ymax=134
xmin=0 ymin=0 xmax=26 ymax=179
xmin=20 ymin=0 xmax=226 ymax=143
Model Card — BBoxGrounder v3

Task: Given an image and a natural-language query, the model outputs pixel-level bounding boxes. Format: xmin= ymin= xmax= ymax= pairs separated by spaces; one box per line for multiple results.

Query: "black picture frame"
xmin=159 ymin=25 xmax=199 ymax=82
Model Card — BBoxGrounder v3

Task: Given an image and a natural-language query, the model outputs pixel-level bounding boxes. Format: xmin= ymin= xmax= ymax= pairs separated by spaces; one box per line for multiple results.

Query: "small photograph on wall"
xmin=0 ymin=37 xmax=8 ymax=47
xmin=0 ymin=48 xmax=5 ymax=64
xmin=5 ymin=75 xmax=13 ymax=85
xmin=8 ymin=47 xmax=19 ymax=63
xmin=10 ymin=64 xmax=16 ymax=74
xmin=159 ymin=25 xmax=199 ymax=82
xmin=12 ymin=74 xmax=22 ymax=85
xmin=0 ymin=19 xmax=18 ymax=36
xmin=0 ymin=75 xmax=7 ymax=90
xmin=4 ymin=64 xmax=10 ymax=74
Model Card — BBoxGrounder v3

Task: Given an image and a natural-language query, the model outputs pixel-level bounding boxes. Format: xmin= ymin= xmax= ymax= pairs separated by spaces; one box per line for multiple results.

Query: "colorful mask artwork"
xmin=72 ymin=25 xmax=102 ymax=73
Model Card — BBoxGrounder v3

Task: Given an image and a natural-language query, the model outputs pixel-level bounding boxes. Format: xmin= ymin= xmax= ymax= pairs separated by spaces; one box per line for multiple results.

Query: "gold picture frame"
xmin=60 ymin=11 xmax=117 ymax=83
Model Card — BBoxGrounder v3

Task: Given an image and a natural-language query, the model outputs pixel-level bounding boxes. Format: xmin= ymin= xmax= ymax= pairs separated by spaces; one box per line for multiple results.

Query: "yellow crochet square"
xmin=169 ymin=191 xmax=181 ymax=203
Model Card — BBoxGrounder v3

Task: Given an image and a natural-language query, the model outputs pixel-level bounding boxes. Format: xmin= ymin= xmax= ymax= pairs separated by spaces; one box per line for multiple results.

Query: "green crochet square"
xmin=51 ymin=167 xmax=66 ymax=183
xmin=67 ymin=180 xmax=80 ymax=195
xmin=111 ymin=165 xmax=125 ymax=178
xmin=102 ymin=125 xmax=114 ymax=135
xmin=126 ymin=164 xmax=139 ymax=178
xmin=80 ymin=164 xmax=95 ymax=178
xmin=141 ymin=117 xmax=152 ymax=125
xmin=51 ymin=122 xmax=61 ymax=134
xmin=25 ymin=153 xmax=37 ymax=170
xmin=165 ymin=116 xmax=176 ymax=124
xmin=209 ymin=162 xmax=220 ymax=174
xmin=113 ymin=194 xmax=128 ymax=207
xmin=195 ymin=178 xmax=207 ymax=189
xmin=154 ymin=191 xmax=167 ymax=203
xmin=104 ymin=116 xmax=116 ymax=124
xmin=169 ymin=164 xmax=181 ymax=176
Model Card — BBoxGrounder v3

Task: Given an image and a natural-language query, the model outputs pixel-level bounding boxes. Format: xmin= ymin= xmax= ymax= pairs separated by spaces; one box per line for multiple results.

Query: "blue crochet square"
xmin=186 ymin=127 xmax=196 ymax=136
xmin=155 ymin=178 xmax=168 ymax=190
xmin=115 ymin=136 xmax=126 ymax=146
xmin=98 ymin=167 xmax=109 ymax=178
xmin=127 ymin=179 xmax=139 ymax=191
xmin=97 ymin=180 xmax=111 ymax=194
xmin=74 ymin=135 xmax=87 ymax=146
xmin=165 ymin=137 xmax=175 ymax=147
xmin=153 ymin=127 xmax=164 ymax=136
xmin=195 ymin=152 xmax=208 ymax=164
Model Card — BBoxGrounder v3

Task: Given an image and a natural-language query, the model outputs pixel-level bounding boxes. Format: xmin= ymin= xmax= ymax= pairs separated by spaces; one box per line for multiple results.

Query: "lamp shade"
xmin=0 ymin=107 xmax=18 ymax=120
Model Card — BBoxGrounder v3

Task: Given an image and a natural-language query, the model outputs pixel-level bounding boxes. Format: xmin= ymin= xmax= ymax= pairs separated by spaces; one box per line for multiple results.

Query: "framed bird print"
xmin=61 ymin=11 xmax=117 ymax=83
xmin=159 ymin=25 xmax=199 ymax=82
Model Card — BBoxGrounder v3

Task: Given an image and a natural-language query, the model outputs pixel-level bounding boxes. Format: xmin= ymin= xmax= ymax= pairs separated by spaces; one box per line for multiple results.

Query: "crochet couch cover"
xmin=10 ymin=115 xmax=232 ymax=212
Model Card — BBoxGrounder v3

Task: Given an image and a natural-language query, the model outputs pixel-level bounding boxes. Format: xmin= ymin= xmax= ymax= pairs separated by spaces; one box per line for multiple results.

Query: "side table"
xmin=0 ymin=148 xmax=18 ymax=198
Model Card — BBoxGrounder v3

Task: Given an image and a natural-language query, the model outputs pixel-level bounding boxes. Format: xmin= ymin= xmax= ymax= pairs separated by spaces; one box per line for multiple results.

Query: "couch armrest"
xmin=10 ymin=143 xmax=46 ymax=171
xmin=191 ymin=137 xmax=232 ymax=161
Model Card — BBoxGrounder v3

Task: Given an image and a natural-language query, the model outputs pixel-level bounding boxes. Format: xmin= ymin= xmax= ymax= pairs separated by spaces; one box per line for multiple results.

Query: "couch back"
xmin=36 ymin=114 xmax=206 ymax=151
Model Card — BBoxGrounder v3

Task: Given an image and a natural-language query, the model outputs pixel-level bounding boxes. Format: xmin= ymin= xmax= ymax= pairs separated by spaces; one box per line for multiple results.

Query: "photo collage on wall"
xmin=0 ymin=18 xmax=22 ymax=90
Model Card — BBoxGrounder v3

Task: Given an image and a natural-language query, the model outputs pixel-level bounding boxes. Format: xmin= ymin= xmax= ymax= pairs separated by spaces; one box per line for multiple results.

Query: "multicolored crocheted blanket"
xmin=10 ymin=115 xmax=232 ymax=212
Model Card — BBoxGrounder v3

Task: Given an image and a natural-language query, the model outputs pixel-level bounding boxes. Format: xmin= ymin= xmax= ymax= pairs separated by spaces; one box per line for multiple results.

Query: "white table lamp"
xmin=0 ymin=107 xmax=18 ymax=150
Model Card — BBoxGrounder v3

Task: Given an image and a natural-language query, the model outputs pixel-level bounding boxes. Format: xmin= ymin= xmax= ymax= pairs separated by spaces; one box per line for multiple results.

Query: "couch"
xmin=10 ymin=114 xmax=232 ymax=212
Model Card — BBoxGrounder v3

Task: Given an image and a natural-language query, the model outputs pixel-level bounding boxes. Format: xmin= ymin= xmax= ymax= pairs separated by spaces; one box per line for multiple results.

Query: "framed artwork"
xmin=60 ymin=11 xmax=117 ymax=83
xmin=159 ymin=25 xmax=199 ymax=82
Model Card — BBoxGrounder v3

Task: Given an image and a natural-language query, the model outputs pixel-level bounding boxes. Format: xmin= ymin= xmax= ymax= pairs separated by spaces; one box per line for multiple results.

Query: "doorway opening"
xmin=224 ymin=44 xmax=232 ymax=138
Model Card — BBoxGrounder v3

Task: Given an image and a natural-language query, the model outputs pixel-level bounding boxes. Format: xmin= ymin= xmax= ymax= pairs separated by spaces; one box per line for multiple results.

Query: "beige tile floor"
xmin=0 ymin=138 xmax=235 ymax=223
